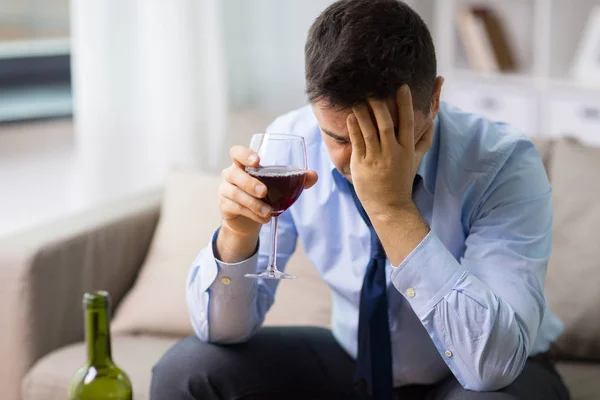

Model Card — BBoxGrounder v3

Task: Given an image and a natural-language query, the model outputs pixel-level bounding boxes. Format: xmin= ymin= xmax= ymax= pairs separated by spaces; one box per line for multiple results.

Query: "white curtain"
xmin=70 ymin=0 xmax=227 ymax=203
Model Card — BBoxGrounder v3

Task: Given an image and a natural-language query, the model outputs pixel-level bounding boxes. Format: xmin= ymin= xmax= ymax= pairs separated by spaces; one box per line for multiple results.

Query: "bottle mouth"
xmin=83 ymin=291 xmax=111 ymax=309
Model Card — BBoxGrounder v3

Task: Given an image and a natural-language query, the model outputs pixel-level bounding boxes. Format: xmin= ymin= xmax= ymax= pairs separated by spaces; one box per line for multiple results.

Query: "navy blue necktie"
xmin=339 ymin=174 xmax=394 ymax=399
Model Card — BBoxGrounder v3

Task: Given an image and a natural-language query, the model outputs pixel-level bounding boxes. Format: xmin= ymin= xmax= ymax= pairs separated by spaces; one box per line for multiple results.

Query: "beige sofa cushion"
xmin=111 ymin=168 xmax=223 ymax=336
xmin=545 ymin=138 xmax=600 ymax=361
xmin=111 ymin=168 xmax=330 ymax=338
xmin=555 ymin=362 xmax=600 ymax=400
xmin=529 ymin=137 xmax=554 ymax=178
xmin=21 ymin=335 xmax=177 ymax=400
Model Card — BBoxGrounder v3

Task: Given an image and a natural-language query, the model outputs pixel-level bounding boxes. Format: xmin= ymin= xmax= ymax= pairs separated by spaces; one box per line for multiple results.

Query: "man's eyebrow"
xmin=322 ymin=128 xmax=350 ymax=142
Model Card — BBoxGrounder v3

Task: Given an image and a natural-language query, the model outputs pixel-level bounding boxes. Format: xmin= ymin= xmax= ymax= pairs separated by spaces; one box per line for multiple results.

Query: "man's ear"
xmin=430 ymin=76 xmax=444 ymax=119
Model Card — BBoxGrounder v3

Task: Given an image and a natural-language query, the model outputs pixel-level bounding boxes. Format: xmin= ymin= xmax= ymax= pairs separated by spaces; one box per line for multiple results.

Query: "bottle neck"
xmin=85 ymin=306 xmax=113 ymax=367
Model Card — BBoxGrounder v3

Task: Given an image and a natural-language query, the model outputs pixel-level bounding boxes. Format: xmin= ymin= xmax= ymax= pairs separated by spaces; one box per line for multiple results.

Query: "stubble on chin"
xmin=341 ymin=165 xmax=352 ymax=183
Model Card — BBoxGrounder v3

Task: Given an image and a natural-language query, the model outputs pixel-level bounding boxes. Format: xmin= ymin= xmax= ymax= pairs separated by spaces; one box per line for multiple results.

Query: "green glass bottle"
xmin=69 ymin=291 xmax=132 ymax=400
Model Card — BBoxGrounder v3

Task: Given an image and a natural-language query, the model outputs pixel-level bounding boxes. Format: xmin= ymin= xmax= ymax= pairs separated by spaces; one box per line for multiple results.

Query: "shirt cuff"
xmin=210 ymin=228 xmax=260 ymax=296
xmin=391 ymin=231 xmax=467 ymax=316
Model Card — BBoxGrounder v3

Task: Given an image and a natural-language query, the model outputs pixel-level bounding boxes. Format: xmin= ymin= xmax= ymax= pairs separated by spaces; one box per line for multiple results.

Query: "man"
xmin=150 ymin=0 xmax=570 ymax=399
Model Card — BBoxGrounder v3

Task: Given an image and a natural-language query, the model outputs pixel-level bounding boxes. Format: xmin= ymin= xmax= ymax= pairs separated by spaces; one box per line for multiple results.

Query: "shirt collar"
xmin=416 ymin=113 xmax=439 ymax=195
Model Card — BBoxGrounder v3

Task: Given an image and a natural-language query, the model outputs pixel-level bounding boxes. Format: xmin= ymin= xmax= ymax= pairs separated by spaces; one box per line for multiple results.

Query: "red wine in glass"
xmin=247 ymin=166 xmax=306 ymax=216
xmin=244 ymin=133 xmax=307 ymax=280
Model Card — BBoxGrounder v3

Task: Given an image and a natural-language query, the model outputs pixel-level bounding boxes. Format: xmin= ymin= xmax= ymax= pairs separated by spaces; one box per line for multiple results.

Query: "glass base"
xmin=245 ymin=269 xmax=298 ymax=280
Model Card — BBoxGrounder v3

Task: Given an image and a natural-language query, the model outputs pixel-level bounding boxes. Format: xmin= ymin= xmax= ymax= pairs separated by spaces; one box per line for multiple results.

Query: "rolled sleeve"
xmin=391 ymin=231 xmax=466 ymax=316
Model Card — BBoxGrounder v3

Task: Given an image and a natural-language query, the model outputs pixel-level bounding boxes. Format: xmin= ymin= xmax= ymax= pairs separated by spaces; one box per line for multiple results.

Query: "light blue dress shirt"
xmin=186 ymin=101 xmax=563 ymax=391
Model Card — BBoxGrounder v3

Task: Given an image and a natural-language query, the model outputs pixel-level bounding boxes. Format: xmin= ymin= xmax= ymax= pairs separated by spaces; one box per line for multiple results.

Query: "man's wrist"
xmin=370 ymin=202 xmax=430 ymax=266
xmin=215 ymin=223 xmax=260 ymax=264
xmin=367 ymin=200 xmax=418 ymax=224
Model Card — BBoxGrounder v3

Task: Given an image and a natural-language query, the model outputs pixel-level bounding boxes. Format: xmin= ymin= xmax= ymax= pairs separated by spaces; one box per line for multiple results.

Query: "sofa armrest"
xmin=0 ymin=190 xmax=162 ymax=400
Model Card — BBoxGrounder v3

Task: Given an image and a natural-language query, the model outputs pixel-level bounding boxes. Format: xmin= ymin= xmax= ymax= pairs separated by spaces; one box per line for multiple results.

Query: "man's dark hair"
xmin=305 ymin=0 xmax=437 ymax=114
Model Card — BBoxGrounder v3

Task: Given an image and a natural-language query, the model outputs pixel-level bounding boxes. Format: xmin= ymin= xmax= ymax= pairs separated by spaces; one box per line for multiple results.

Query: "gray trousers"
xmin=150 ymin=327 xmax=570 ymax=400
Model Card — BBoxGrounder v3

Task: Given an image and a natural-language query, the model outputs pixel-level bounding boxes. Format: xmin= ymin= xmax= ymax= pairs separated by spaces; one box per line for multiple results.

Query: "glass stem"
xmin=268 ymin=215 xmax=279 ymax=272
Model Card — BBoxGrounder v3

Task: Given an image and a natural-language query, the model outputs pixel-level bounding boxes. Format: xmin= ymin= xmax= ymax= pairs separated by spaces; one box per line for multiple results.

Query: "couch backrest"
xmin=532 ymin=137 xmax=600 ymax=361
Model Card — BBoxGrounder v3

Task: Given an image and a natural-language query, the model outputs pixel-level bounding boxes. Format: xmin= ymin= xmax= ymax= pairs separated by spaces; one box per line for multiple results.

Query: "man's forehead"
xmin=313 ymin=102 xmax=352 ymax=137
xmin=313 ymin=99 xmax=401 ymax=137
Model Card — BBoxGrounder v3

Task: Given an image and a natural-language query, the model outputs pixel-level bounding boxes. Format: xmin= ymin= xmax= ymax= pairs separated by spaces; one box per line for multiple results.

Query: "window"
xmin=0 ymin=0 xmax=71 ymax=122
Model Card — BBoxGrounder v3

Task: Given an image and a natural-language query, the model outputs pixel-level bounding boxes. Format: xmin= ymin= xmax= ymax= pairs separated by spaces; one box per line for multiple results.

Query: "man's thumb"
xmin=304 ymin=170 xmax=319 ymax=189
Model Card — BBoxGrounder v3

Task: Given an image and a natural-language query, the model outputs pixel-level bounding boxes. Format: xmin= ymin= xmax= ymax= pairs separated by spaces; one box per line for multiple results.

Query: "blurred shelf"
xmin=439 ymin=0 xmax=600 ymax=87
xmin=445 ymin=66 xmax=600 ymax=141
xmin=450 ymin=67 xmax=600 ymax=94
xmin=452 ymin=68 xmax=537 ymax=85
xmin=549 ymin=0 xmax=599 ymax=79
xmin=547 ymin=78 xmax=600 ymax=95
xmin=0 ymin=38 xmax=70 ymax=60
xmin=0 ymin=82 xmax=72 ymax=122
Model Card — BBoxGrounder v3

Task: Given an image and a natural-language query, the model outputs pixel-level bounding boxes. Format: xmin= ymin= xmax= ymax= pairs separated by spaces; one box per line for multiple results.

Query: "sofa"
xmin=1 ymin=136 xmax=599 ymax=400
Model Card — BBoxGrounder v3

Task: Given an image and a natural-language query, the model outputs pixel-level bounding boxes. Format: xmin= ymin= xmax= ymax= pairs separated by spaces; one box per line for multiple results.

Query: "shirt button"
xmin=406 ymin=288 xmax=416 ymax=298
xmin=221 ymin=277 xmax=232 ymax=285
xmin=445 ymin=350 xmax=453 ymax=358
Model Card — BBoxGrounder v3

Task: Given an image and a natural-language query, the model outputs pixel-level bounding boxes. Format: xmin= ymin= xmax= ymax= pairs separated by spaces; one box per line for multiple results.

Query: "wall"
xmin=223 ymin=0 xmax=335 ymax=115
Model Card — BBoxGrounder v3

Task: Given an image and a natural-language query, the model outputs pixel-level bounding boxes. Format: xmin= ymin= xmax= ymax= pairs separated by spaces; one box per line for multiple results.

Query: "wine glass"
xmin=245 ymin=133 xmax=308 ymax=280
